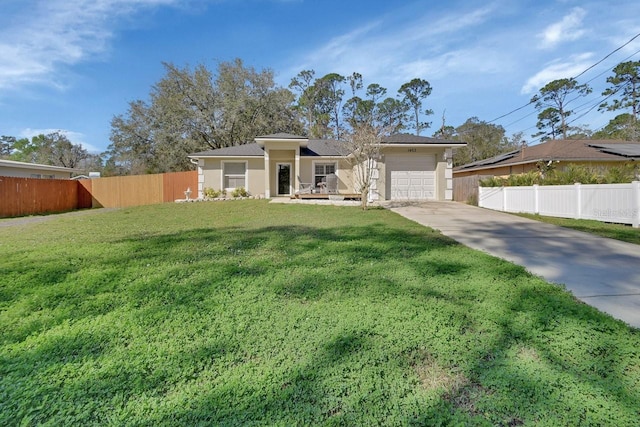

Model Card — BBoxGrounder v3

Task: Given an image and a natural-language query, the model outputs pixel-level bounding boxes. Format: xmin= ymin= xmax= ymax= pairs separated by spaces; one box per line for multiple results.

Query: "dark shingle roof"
xmin=256 ymin=132 xmax=307 ymax=139
xmin=189 ymin=133 xmax=464 ymax=158
xmin=588 ymin=143 xmax=640 ymax=157
xmin=456 ymin=139 xmax=640 ymax=171
xmin=189 ymin=140 xmax=345 ymax=157
xmin=303 ymin=139 xmax=344 ymax=156
xmin=382 ymin=133 xmax=462 ymax=145
xmin=190 ymin=143 xmax=265 ymax=157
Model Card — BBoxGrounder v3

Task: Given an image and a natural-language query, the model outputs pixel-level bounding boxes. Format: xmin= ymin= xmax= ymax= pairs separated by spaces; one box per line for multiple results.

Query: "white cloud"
xmin=0 ymin=0 xmax=181 ymax=91
xmin=19 ymin=128 xmax=101 ymax=153
xmin=286 ymin=5 xmax=498 ymax=87
xmin=538 ymin=7 xmax=587 ymax=49
xmin=520 ymin=52 xmax=594 ymax=94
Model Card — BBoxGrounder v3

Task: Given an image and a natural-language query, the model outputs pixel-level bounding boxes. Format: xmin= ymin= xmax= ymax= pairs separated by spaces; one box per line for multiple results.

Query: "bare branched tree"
xmin=342 ymin=124 xmax=388 ymax=210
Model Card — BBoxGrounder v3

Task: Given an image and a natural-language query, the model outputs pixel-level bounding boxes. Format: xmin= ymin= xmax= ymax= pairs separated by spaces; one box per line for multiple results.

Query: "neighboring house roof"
xmin=588 ymin=143 xmax=640 ymax=158
xmin=455 ymin=139 xmax=640 ymax=173
xmin=0 ymin=159 xmax=78 ymax=173
xmin=189 ymin=133 xmax=464 ymax=158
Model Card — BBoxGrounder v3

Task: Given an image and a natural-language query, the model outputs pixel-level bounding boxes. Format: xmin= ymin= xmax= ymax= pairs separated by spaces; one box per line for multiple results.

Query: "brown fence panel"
xmin=0 ymin=177 xmax=79 ymax=218
xmin=90 ymin=174 xmax=164 ymax=208
xmin=453 ymin=175 xmax=490 ymax=204
xmin=163 ymin=170 xmax=198 ymax=202
xmin=77 ymin=179 xmax=93 ymax=209
xmin=1 ymin=171 xmax=198 ymax=217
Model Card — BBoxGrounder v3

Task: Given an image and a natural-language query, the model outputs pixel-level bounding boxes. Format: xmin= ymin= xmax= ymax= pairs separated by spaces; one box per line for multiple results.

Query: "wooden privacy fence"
xmin=479 ymin=182 xmax=640 ymax=227
xmin=453 ymin=175 xmax=490 ymax=203
xmin=0 ymin=176 xmax=91 ymax=218
xmin=89 ymin=171 xmax=197 ymax=208
xmin=0 ymin=171 xmax=197 ymax=217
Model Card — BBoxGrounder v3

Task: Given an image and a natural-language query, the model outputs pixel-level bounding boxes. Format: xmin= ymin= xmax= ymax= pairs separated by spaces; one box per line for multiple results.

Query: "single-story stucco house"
xmin=188 ymin=133 xmax=466 ymax=201
xmin=454 ymin=139 xmax=640 ymax=178
xmin=0 ymin=159 xmax=78 ymax=179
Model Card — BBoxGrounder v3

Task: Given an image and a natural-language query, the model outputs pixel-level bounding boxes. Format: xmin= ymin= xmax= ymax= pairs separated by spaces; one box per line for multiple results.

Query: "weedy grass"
xmin=516 ymin=213 xmax=640 ymax=245
xmin=1 ymin=201 xmax=639 ymax=426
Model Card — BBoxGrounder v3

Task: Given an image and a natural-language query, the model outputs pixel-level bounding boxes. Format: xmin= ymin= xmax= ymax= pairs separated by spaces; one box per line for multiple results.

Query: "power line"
xmin=488 ymin=31 xmax=640 ymax=124
xmin=565 ymin=81 xmax=631 ymax=127
xmin=573 ymin=32 xmax=640 ymax=80
xmin=582 ymin=47 xmax=640 ymax=86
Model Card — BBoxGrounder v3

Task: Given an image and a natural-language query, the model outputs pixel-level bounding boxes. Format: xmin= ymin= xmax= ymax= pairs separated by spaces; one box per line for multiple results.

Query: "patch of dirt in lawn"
xmin=0 ymin=208 xmax=117 ymax=228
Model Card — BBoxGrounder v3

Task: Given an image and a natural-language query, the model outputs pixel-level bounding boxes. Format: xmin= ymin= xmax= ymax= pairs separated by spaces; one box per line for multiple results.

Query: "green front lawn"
xmin=516 ymin=213 xmax=640 ymax=245
xmin=1 ymin=201 xmax=638 ymax=426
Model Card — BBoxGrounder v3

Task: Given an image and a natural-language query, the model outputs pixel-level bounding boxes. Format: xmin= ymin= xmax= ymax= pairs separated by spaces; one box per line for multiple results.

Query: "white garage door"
xmin=388 ymin=154 xmax=436 ymax=200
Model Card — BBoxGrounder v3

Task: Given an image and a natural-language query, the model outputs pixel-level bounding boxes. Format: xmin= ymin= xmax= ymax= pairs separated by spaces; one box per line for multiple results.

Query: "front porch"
xmin=292 ymin=193 xmax=362 ymax=200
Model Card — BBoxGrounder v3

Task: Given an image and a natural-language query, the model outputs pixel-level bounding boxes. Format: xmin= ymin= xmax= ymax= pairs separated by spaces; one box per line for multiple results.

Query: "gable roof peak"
xmin=382 ymin=133 xmax=462 ymax=145
xmin=255 ymin=132 xmax=308 ymax=140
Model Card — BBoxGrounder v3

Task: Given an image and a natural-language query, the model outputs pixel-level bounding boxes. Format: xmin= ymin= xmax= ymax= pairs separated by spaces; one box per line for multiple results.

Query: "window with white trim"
xmin=314 ymin=162 xmax=336 ymax=186
xmin=223 ymin=162 xmax=246 ymax=189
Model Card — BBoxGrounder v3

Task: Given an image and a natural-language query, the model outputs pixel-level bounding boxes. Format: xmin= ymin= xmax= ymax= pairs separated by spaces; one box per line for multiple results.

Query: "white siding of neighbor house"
xmin=0 ymin=165 xmax=73 ymax=179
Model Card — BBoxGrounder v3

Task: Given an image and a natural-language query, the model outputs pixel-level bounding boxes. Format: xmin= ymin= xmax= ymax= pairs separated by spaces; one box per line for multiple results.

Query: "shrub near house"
xmin=480 ymin=163 xmax=638 ymax=187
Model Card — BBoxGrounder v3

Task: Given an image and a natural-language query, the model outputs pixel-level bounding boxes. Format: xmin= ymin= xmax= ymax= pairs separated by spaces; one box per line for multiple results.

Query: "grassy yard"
xmin=515 ymin=213 xmax=640 ymax=245
xmin=1 ymin=201 xmax=639 ymax=426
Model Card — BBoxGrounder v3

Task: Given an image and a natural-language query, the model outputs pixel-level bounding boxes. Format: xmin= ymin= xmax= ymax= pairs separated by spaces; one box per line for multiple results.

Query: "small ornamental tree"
xmin=343 ymin=124 xmax=387 ymax=210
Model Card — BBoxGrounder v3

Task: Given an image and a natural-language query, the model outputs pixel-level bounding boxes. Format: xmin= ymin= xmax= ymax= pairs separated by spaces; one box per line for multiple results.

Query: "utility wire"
xmin=487 ymin=31 xmax=640 ymax=124
xmin=573 ymin=32 xmax=640 ymax=80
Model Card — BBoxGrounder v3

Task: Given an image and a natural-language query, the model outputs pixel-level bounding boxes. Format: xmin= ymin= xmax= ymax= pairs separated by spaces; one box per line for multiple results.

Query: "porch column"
xmin=294 ymin=147 xmax=300 ymax=193
xmin=444 ymin=148 xmax=453 ymax=200
xmin=264 ymin=149 xmax=271 ymax=198
xmin=197 ymin=159 xmax=205 ymax=199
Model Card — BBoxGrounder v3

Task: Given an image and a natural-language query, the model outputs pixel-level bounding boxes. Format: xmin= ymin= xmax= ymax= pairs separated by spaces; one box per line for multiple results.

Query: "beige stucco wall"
xmin=199 ymin=157 xmax=265 ymax=197
xmin=297 ymin=157 xmax=354 ymax=193
xmin=376 ymin=146 xmax=448 ymax=201
xmin=267 ymin=149 xmax=295 ymax=195
xmin=196 ymin=144 xmax=457 ymax=200
xmin=197 ymin=154 xmax=354 ymax=198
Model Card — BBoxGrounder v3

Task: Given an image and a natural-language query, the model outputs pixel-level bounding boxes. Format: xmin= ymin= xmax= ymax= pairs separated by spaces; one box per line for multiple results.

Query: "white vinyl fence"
xmin=479 ymin=182 xmax=640 ymax=228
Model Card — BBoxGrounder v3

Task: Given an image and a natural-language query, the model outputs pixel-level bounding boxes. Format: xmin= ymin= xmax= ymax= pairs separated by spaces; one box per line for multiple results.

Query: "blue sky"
xmin=1 ymin=0 xmax=639 ymax=154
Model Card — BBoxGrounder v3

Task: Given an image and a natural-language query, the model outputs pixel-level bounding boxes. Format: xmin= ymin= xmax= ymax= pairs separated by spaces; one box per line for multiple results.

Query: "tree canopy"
xmin=450 ymin=117 xmax=520 ymax=167
xmin=600 ymin=61 xmax=640 ymax=121
xmin=398 ymin=78 xmax=433 ymax=135
xmin=1 ymin=132 xmax=92 ymax=169
xmin=106 ymin=59 xmax=302 ymax=174
xmin=96 ymin=59 xmax=640 ymax=175
xmin=531 ymin=78 xmax=592 ymax=140
xmin=289 ymin=71 xmax=432 ymax=140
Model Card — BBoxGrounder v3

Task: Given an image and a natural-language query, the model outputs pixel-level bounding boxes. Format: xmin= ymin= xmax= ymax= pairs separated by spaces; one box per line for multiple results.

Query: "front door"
xmin=277 ymin=163 xmax=291 ymax=195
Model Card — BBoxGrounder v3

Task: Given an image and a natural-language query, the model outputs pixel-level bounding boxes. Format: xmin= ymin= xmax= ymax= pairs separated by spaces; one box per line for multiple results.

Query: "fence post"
xmin=533 ymin=184 xmax=539 ymax=214
xmin=633 ymin=181 xmax=640 ymax=228
xmin=575 ymin=183 xmax=582 ymax=219
xmin=502 ymin=186 xmax=507 ymax=211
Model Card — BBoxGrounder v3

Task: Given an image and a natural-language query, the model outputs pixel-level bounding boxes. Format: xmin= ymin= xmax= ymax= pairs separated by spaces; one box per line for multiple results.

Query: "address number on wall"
xmin=408 ymin=148 xmax=417 ymax=152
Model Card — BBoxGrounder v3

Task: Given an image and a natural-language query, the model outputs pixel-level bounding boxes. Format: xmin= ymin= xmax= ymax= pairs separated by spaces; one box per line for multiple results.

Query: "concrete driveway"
xmin=385 ymin=201 xmax=640 ymax=328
